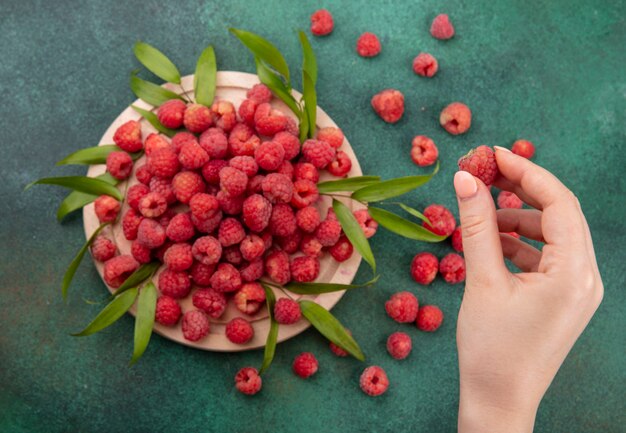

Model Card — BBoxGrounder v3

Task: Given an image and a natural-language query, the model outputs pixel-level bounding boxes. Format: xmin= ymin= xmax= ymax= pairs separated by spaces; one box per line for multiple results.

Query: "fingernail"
xmin=494 ymin=146 xmax=511 ymax=153
xmin=454 ymin=171 xmax=478 ymax=198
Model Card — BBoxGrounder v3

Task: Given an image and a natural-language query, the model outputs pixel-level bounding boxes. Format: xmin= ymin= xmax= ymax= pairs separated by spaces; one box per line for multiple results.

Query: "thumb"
xmin=453 ymin=171 xmax=507 ymax=283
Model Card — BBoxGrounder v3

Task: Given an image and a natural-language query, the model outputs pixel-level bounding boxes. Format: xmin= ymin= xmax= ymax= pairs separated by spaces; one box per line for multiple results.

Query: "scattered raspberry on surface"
xmin=163 ymin=242 xmax=193 ymax=271
xmin=274 ymin=297 xmax=301 ymax=324
xmin=430 ymin=14 xmax=455 ymax=40
xmin=220 ymin=166 xmax=248 ymax=197
xmin=356 ymin=32 xmax=381 ymax=57
xmin=316 ymin=127 xmax=344 ymax=149
xmin=296 ymin=206 xmax=321 ymax=233
xmin=302 ymin=139 xmax=336 ymax=169
xmin=246 ymin=83 xmax=273 ymax=104
xmin=412 ymin=53 xmax=439 ymax=77
xmin=265 ymin=250 xmax=291 ymax=285
xmin=457 ymin=145 xmax=499 ymax=186
xmin=135 ymin=164 xmax=153 ymax=185
xmin=422 ymin=204 xmax=457 ymax=237
xmin=229 ymin=156 xmax=258 ymax=178
xmin=103 ymin=255 xmax=139 ymax=288
xmin=234 ymin=282 xmax=266 ymax=315
xmin=91 ymin=235 xmax=116 ymax=262
xmin=157 ymin=99 xmax=186 ymax=129
xmin=451 ymin=226 xmax=463 ymax=252
xmin=94 ymin=195 xmax=120 ymax=223
xmin=273 ymin=132 xmax=300 ymax=161
xmin=202 ymin=159 xmax=229 ymax=184
xmin=210 ymin=263 xmax=242 ymax=293
xmin=183 ymin=103 xmax=213 ymax=133
xmin=149 ymin=177 xmax=176 ymax=204
xmin=371 ymin=89 xmax=405 ymax=123
xmin=411 ymin=135 xmax=439 ymax=167
xmin=385 ymin=291 xmax=419 ymax=323
xmin=293 ymin=352 xmax=319 ymax=378
xmin=138 ymin=191 xmax=167 ymax=218
xmin=291 ymin=179 xmax=319 ymax=209
xmin=113 ymin=120 xmax=143 ymax=153
xmin=294 ymin=162 xmax=320 ymax=183
xmin=269 ymin=203 xmax=297 ymax=237
xmin=497 ymin=190 xmax=523 ymax=209
xmin=300 ymin=234 xmax=323 ymax=257
xmin=191 ymin=236 xmax=222 ymax=265
xmin=254 ymin=103 xmax=288 ymax=136
xmin=199 ymin=128 xmax=228 ymax=159
xmin=106 ymin=151 xmax=133 ymax=180
xmin=410 ymin=252 xmax=439 ymax=285
xmin=416 ymin=305 xmax=444 ymax=331
xmin=315 ymin=218 xmax=342 ymax=247
xmin=353 ymin=209 xmax=378 ymax=238
xmin=190 ymin=261 xmax=215 ymax=286
xmin=155 ymin=295 xmax=182 ymax=326
xmin=178 ymin=141 xmax=210 ymax=170
xmin=235 ymin=367 xmax=262 ymax=396
xmin=218 ymin=218 xmax=246 ymax=246
xmin=131 ymin=240 xmax=152 ymax=263
xmin=181 ymin=309 xmax=210 ymax=342
xmin=291 ymin=255 xmax=320 ymax=282
xmin=126 ymin=184 xmax=150 ymax=211
xmin=255 ymin=140 xmax=285 ymax=171
xmin=122 ymin=208 xmax=143 ymax=240
xmin=310 ymin=9 xmax=334 ymax=36
xmin=228 ymin=123 xmax=261 ymax=157
xmin=216 ymin=190 xmax=244 ymax=215
xmin=329 ymin=329 xmax=352 ymax=357
xmin=387 ymin=332 xmax=412 ymax=360
xmin=327 ymin=150 xmax=352 ymax=177
xmin=241 ymin=194 xmax=272 ymax=233
xmin=360 ymin=366 xmax=389 ymax=397
xmin=276 ymin=230 xmax=302 ymax=254
xmin=171 ymin=131 xmax=197 ymax=153
xmin=158 ymin=269 xmax=191 ymax=299
xmin=262 ymin=173 xmax=294 ymax=204
xmin=240 ymin=258 xmax=264 ymax=282
xmin=511 ymin=139 xmax=535 ymax=159
xmin=329 ymin=236 xmax=353 ymax=262
xmin=211 ymin=100 xmax=237 ymax=132
xmin=144 ymin=133 xmax=172 ymax=156
xmin=440 ymin=102 xmax=471 ymax=135
xmin=147 ymin=147 xmax=180 ymax=178
xmin=226 ymin=317 xmax=254 ymax=344
xmin=439 ymin=253 xmax=466 ymax=284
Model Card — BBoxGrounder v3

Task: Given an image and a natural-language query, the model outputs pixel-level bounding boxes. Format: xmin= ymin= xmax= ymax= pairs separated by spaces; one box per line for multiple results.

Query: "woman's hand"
xmin=454 ymin=147 xmax=603 ymax=433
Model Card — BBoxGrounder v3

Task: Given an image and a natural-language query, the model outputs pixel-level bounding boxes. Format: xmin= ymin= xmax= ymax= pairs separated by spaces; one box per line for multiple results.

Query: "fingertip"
xmin=454 ymin=171 xmax=478 ymax=199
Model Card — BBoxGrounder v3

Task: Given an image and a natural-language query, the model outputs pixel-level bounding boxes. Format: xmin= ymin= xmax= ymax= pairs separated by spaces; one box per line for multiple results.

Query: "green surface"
xmin=1 ymin=0 xmax=624 ymax=432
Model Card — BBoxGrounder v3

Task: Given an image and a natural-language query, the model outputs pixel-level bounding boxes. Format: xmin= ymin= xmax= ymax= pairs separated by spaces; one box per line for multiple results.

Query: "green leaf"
xmin=368 ymin=207 xmax=447 ymax=242
xmin=194 ymin=45 xmax=217 ymax=107
xmin=351 ymin=161 xmax=440 ymax=202
xmin=131 ymin=105 xmax=177 ymax=137
xmin=299 ymin=300 xmax=364 ymax=361
xmin=129 ymin=72 xmax=184 ymax=107
xmin=255 ymin=57 xmax=301 ymax=117
xmin=332 ymin=199 xmax=375 ymax=273
xmin=301 ymin=70 xmax=317 ymax=139
xmin=72 ymin=287 xmax=138 ymax=337
xmin=56 ymin=173 xmax=119 ymax=222
xmin=61 ymin=223 xmax=109 ymax=300
xmin=298 ymin=30 xmax=317 ymax=84
xmin=133 ymin=41 xmax=181 ymax=84
xmin=285 ymin=275 xmax=380 ymax=294
xmin=56 ymin=145 xmax=142 ymax=166
xmin=112 ymin=261 xmax=161 ymax=297
xmin=393 ymin=202 xmax=432 ymax=225
xmin=317 ymin=176 xmax=381 ymax=194
xmin=130 ymin=282 xmax=157 ymax=365
xmin=298 ymin=102 xmax=309 ymax=143
xmin=259 ymin=284 xmax=279 ymax=374
xmin=230 ymin=28 xmax=290 ymax=83
xmin=25 ymin=176 xmax=122 ymax=201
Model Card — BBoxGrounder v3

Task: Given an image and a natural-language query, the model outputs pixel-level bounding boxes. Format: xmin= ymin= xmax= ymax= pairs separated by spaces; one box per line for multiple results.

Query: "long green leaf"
xmin=56 ymin=145 xmax=142 ymax=166
xmin=112 ymin=261 xmax=161 ymax=297
xmin=26 ymin=176 xmax=122 ymax=201
xmin=299 ymin=300 xmax=364 ymax=361
xmin=131 ymin=105 xmax=177 ymax=137
xmin=298 ymin=101 xmax=309 ymax=143
xmin=255 ymin=57 xmax=301 ymax=117
xmin=351 ymin=161 xmax=440 ymax=202
xmin=230 ymin=28 xmax=290 ymax=83
xmin=368 ymin=207 xmax=447 ymax=242
xmin=332 ymin=200 xmax=375 ymax=273
xmin=285 ymin=275 xmax=380 ymax=294
xmin=133 ymin=41 xmax=181 ymax=84
xmin=317 ymin=176 xmax=381 ymax=194
xmin=194 ymin=45 xmax=217 ymax=107
xmin=395 ymin=202 xmax=432 ymax=225
xmin=302 ymin=70 xmax=317 ymax=139
xmin=56 ymin=173 xmax=119 ymax=222
xmin=130 ymin=282 xmax=157 ymax=365
xmin=129 ymin=72 xmax=184 ymax=107
xmin=298 ymin=30 xmax=317 ymax=84
xmin=259 ymin=284 xmax=278 ymax=374
xmin=72 ymin=287 xmax=138 ymax=337
xmin=61 ymin=223 xmax=109 ymax=300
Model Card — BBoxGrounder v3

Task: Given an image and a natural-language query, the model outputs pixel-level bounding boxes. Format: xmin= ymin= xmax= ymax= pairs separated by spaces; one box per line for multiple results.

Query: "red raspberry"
xmin=197 ymin=128 xmax=227 ymax=159
xmin=439 ymin=253 xmax=466 ymax=284
xmin=228 ymin=123 xmax=261 ymax=156
xmin=226 ymin=318 xmax=254 ymax=344
xmin=385 ymin=291 xmax=419 ymax=323
xmin=326 ymin=207 xmax=338 ymax=221
xmin=269 ymin=203 xmax=297 ymax=237
xmin=254 ymin=103 xmax=288 ymax=136
xmin=328 ymin=236 xmax=353 ymax=262
xmin=457 ymin=145 xmax=499 ymax=186
xmin=451 ymin=227 xmax=463 ymax=252
xmin=327 ymin=150 xmax=352 ymax=177
xmin=356 ymin=32 xmax=381 ymax=57
xmin=103 ymin=255 xmax=139 ymax=288
xmin=511 ymin=139 xmax=535 ymax=159
xmin=360 ymin=366 xmax=389 ymax=397
xmin=273 ymin=132 xmax=300 ymax=161
xmin=316 ymin=127 xmax=344 ymax=149
xmin=138 ymin=192 xmax=167 ymax=218
xmin=202 ymin=159 xmax=229 ymax=184
xmin=149 ymin=177 xmax=176 ymax=203
xmin=291 ymin=179 xmax=319 ymax=209
xmin=181 ymin=310 xmax=210 ymax=342
xmin=191 ymin=236 xmax=222 ymax=265
xmin=216 ymin=190 xmax=244 ymax=215
xmin=188 ymin=193 xmax=218 ymax=221
xmin=220 ymin=167 xmax=248 ymax=197
xmin=113 ymin=120 xmax=143 ymax=152
xmin=157 ymin=208 xmax=176 ymax=228
xmin=497 ymin=191 xmax=523 ymax=209
xmin=371 ymin=89 xmax=405 ymax=123
xmin=440 ymin=102 xmax=471 ymax=135
xmin=301 ymin=139 xmax=335 ymax=169
xmin=94 ymin=195 xmax=120 ymax=223
xmin=227 ymin=156 xmax=256 ymax=178
xmin=431 ymin=14 xmax=455 ymax=40
xmin=153 ymin=240 xmax=173 ymax=263
xmin=91 ymin=235 xmax=116 ymax=262
xmin=274 ymin=297 xmax=301 ymax=324
xmin=171 ymin=171 xmax=204 ymax=204
xmin=310 ymin=9 xmax=334 ymax=36
xmin=211 ymin=100 xmax=237 ymax=132
xmin=240 ymin=194 xmax=272 ymax=233
xmin=155 ymin=295 xmax=182 ymax=326
xmin=163 ymin=243 xmax=193 ymax=271
xmin=221 ymin=246 xmax=241 ymax=266
xmin=413 ymin=53 xmax=439 ymax=77
xmin=387 ymin=332 xmax=412 ymax=360
xmin=164 ymin=212 xmax=194 ymax=242
xmin=122 ymin=208 xmax=143 ymax=240
xmin=239 ymin=234 xmax=265 ymax=262
xmin=353 ymin=209 xmax=378 ymax=238
xmin=265 ymin=250 xmax=291 ymax=285
xmin=411 ymin=135 xmax=439 ymax=167
xmin=423 ymin=204 xmax=457 ymax=237
xmin=255 ymin=141 xmax=285 ymax=171
xmin=291 ymin=255 xmax=320 ymax=282
xmin=144 ymin=133 xmax=172 ymax=156
xmin=106 ymin=151 xmax=133 ymax=180
xmin=276 ymin=160 xmax=294 ymax=179
xmin=126 ymin=184 xmax=149 ymax=211
xmin=315 ymin=218 xmax=342 ymax=246
xmin=218 ymin=218 xmax=246 ymax=246
xmin=148 ymin=147 xmax=180 ymax=178
xmin=238 ymin=98 xmax=258 ymax=126
xmin=262 ymin=173 xmax=293 ymax=204
xmin=131 ymin=240 xmax=152 ymax=263
xmin=234 ymin=282 xmax=266 ymax=315
xmin=246 ymin=83 xmax=272 ymax=103
xmin=285 ymin=116 xmax=299 ymax=136
xmin=178 ymin=141 xmax=209 ymax=170
xmin=157 ymin=99 xmax=186 ymax=129
xmin=210 ymin=263 xmax=242 ymax=292
xmin=158 ymin=269 xmax=191 ymax=298
xmin=416 ymin=305 xmax=444 ymax=331
xmin=293 ymin=352 xmax=318 ymax=378
xmin=183 ymin=103 xmax=213 ymax=133
xmin=235 ymin=367 xmax=262 ymax=395
xmin=296 ymin=206 xmax=320 ymax=233
xmin=135 ymin=164 xmax=153 ymax=185
xmin=300 ymin=234 xmax=323 ymax=257
xmin=329 ymin=329 xmax=352 ymax=357
xmin=240 ymin=258 xmax=264 ymax=282
xmin=293 ymin=162 xmax=320 ymax=183
xmin=410 ymin=252 xmax=439 ymax=285
xmin=170 ymin=131 xmax=196 ymax=153
xmin=247 ymin=174 xmax=265 ymax=195
xmin=192 ymin=288 xmax=227 ymax=318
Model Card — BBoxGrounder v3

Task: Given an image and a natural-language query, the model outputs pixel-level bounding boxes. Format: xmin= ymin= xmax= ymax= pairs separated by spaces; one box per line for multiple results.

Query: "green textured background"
xmin=1 ymin=0 xmax=624 ymax=431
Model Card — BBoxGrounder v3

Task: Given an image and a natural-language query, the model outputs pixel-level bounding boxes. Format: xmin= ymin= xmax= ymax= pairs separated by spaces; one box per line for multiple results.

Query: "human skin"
xmin=454 ymin=147 xmax=604 ymax=433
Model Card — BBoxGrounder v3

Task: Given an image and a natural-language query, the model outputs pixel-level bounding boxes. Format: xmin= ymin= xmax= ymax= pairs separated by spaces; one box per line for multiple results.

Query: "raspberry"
xmin=226 ymin=318 xmax=254 ymax=344
xmin=386 ymin=332 xmax=412 ymax=360
xmin=274 ymin=297 xmax=301 ymax=324
xmin=240 ymin=234 xmax=265 ymax=262
xmin=170 ymin=131 xmax=196 ymax=153
xmin=276 ymin=160 xmax=294 ymax=179
xmin=293 ymin=352 xmax=318 ymax=378
xmin=144 ymin=133 xmax=172 ymax=156
xmin=149 ymin=177 xmax=176 ymax=203
xmin=246 ymin=83 xmax=272 ymax=104
xmin=293 ymin=162 xmax=320 ymax=183
xmin=440 ymin=102 xmax=471 ymax=135
xmin=310 ymin=9 xmax=334 ymax=36
xmin=164 ymin=212 xmax=194 ymax=242
xmin=188 ymin=194 xmax=218 ymax=221
xmin=410 ymin=252 xmax=439 ymax=285
xmin=126 ymin=184 xmax=150 ymax=211
xmin=458 ymin=145 xmax=499 ymax=186
xmin=422 ymin=204 xmax=457 ymax=237
xmin=291 ymin=179 xmax=319 ymax=209
xmin=179 ymin=141 xmax=209 ymax=170
xmin=385 ymin=291 xmax=419 ymax=323
xmin=157 ymin=99 xmax=186 ymax=129
xmin=451 ymin=227 xmax=463 ymax=252
xmin=138 ymin=192 xmax=167 ymax=218
xmin=157 ymin=208 xmax=176 ymax=228
xmin=416 ymin=305 xmax=444 ymax=332
xmin=148 ymin=147 xmax=180 ymax=178
xmin=329 ymin=329 xmax=352 ymax=357
xmin=275 ymin=230 xmax=301 ymax=254
xmin=192 ymin=236 xmax=222 ymax=265
xmin=183 ymin=103 xmax=213 ymax=133
xmin=131 ymin=240 xmax=152 ymax=263
xmin=220 ymin=167 xmax=248 ymax=197
xmin=262 ymin=173 xmax=293 ymax=204
xmin=235 ymin=367 xmax=262 ymax=396
xmin=224 ymin=245 xmax=244 ymax=265
xmin=122 ymin=209 xmax=143 ymax=240
xmin=411 ymin=135 xmax=439 ymax=167
xmin=431 ymin=14 xmax=455 ymax=40
xmin=328 ymin=236 xmax=353 ymax=262
xmin=158 ymin=269 xmax=191 ymax=298
xmin=211 ymin=100 xmax=237 ymax=132
xmin=497 ymin=191 xmax=523 ymax=209
xmin=163 ymin=243 xmax=193 ymax=271
xmin=241 ymin=194 xmax=272 ymax=233
xmin=254 ymin=103 xmax=288 ymax=136
xmin=260 ymin=230 xmax=274 ymax=251
xmin=360 ymin=366 xmax=389 ymax=397
xmin=356 ymin=32 xmax=381 ymax=57
xmin=202 ymin=159 xmax=229 ymax=184
xmin=153 ymin=240 xmax=173 ymax=262
xmin=218 ymin=218 xmax=246 ymax=246
xmin=190 ymin=211 xmax=221 ymax=237
xmin=511 ymin=139 xmax=535 ymax=159
xmin=296 ymin=206 xmax=321 ymax=233
xmin=327 ymin=150 xmax=352 ymax=177
xmin=155 ymin=295 xmax=182 ymax=326
xmin=353 ymin=209 xmax=378 ymax=238
xmin=240 ymin=258 xmax=264 ymax=282
xmin=371 ymin=89 xmax=404 ymax=123
xmin=301 ymin=139 xmax=335 ymax=169
xmin=229 ymin=156 xmax=258 ymax=177
xmin=210 ymin=263 xmax=242 ymax=292
xmin=170 ymin=171 xmax=204 ymax=204
xmin=135 ymin=164 xmax=153 ymax=185
xmin=300 ymin=234 xmax=323 ymax=257
xmin=238 ymin=98 xmax=258 ymax=126
xmin=234 ymin=282 xmax=266 ymax=315
xmin=189 ymin=262 xmax=214 ymax=287
xmin=247 ymin=174 xmax=265 ymax=195
xmin=106 ymin=151 xmax=133 ymax=180
xmin=94 ymin=195 xmax=120 ymax=223
xmin=181 ymin=310 xmax=210 ymax=342
xmin=412 ymin=53 xmax=439 ymax=77
xmin=91 ymin=235 xmax=116 ymax=262
xmin=255 ymin=141 xmax=285 ymax=171
xmin=197 ymin=128 xmax=227 ymax=159
xmin=103 ymin=255 xmax=139 ymax=288
xmin=192 ymin=288 xmax=227 ymax=318
xmin=439 ymin=253 xmax=466 ymax=284
xmin=113 ymin=120 xmax=143 ymax=152
xmin=315 ymin=219 xmax=342 ymax=247
xmin=265 ymin=250 xmax=291 ymax=285
xmin=269 ymin=203 xmax=297 ymax=237
xmin=273 ymin=132 xmax=300 ymax=161
xmin=228 ymin=123 xmax=261 ymax=156
xmin=291 ymin=255 xmax=320 ymax=282
xmin=316 ymin=127 xmax=344 ymax=149
xmin=216 ymin=190 xmax=244 ymax=215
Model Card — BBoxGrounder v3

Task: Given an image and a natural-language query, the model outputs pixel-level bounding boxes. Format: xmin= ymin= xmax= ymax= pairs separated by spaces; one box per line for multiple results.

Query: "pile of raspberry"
xmin=91 ymin=84 xmax=378 ymax=345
